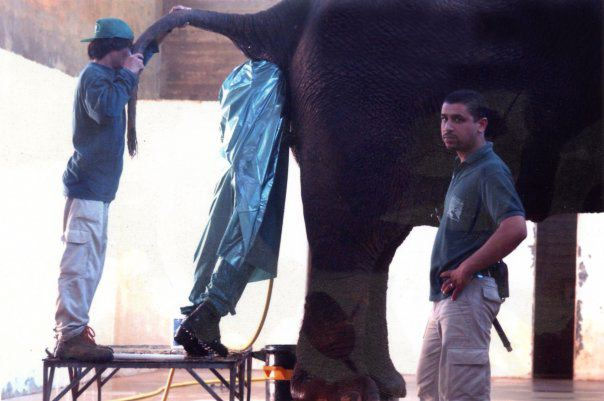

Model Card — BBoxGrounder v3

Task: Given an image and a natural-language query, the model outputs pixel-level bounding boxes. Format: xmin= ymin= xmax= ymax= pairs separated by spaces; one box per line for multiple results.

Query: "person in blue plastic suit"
xmin=175 ymin=60 xmax=289 ymax=357
xmin=54 ymin=18 xmax=162 ymax=362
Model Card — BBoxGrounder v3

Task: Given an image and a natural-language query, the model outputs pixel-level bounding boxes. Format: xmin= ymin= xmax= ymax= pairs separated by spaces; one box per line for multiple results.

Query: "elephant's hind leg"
xmin=292 ymin=236 xmax=380 ymax=401
xmin=291 ymin=224 xmax=410 ymax=401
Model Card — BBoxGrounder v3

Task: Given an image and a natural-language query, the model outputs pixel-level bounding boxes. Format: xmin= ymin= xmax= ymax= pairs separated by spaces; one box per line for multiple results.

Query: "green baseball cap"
xmin=81 ymin=18 xmax=134 ymax=42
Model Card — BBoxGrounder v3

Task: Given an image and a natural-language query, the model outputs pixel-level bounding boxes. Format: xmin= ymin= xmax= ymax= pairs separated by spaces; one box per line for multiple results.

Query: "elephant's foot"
xmin=364 ymin=326 xmax=407 ymax=399
xmin=294 ymin=269 xmax=376 ymax=399
xmin=291 ymin=365 xmax=380 ymax=401
xmin=174 ymin=301 xmax=228 ymax=357
xmin=369 ymin=369 xmax=406 ymax=400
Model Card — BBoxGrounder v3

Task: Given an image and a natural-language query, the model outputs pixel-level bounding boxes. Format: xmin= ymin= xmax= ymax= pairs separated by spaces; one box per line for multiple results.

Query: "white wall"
xmin=1 ymin=48 xmax=75 ymax=398
xmin=575 ymin=214 xmax=604 ymax=380
xmin=1 ymin=48 xmax=602 ymax=397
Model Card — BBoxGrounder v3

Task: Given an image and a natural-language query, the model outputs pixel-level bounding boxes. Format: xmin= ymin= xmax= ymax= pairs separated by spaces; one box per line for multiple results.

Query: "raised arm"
xmin=84 ymin=70 xmax=139 ymax=125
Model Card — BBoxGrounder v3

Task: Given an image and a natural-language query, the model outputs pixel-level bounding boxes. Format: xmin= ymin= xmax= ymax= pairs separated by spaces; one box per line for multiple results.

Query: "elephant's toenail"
xmin=340 ymin=390 xmax=361 ymax=401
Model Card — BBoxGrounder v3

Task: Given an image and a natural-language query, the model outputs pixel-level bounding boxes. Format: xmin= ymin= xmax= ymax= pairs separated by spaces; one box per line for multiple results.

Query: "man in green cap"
xmin=54 ymin=17 xmax=164 ymax=361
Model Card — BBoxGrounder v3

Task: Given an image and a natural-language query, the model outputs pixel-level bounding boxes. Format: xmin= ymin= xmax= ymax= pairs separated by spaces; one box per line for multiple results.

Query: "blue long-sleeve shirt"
xmin=63 ymin=45 xmax=157 ymax=202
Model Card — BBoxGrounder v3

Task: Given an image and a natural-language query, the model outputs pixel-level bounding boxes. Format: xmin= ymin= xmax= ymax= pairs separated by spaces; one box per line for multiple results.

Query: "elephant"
xmin=131 ymin=1 xmax=602 ymax=400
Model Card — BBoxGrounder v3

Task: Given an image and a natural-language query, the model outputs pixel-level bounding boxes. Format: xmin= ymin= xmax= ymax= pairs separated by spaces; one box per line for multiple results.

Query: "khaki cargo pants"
xmin=54 ymin=198 xmax=110 ymax=341
xmin=417 ymin=277 xmax=502 ymax=401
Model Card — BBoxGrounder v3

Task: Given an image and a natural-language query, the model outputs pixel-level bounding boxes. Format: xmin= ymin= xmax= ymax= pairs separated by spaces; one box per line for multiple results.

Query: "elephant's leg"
xmin=292 ymin=223 xmax=410 ymax=401
xmin=292 ymin=239 xmax=379 ymax=401
xmin=364 ymin=228 xmax=411 ymax=400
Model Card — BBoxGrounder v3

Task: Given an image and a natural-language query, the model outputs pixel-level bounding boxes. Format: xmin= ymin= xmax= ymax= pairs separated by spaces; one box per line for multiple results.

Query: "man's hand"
xmin=170 ymin=5 xmax=191 ymax=27
xmin=170 ymin=5 xmax=191 ymax=12
xmin=440 ymin=265 xmax=473 ymax=301
xmin=124 ymin=53 xmax=144 ymax=75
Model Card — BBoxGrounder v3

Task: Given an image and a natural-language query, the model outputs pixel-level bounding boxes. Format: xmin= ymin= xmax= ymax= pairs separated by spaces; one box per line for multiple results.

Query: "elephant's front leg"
xmin=292 ymin=239 xmax=380 ymax=401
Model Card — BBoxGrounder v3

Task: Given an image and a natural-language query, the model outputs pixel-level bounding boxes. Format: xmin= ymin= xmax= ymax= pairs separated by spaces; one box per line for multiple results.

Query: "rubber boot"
xmin=174 ymin=301 xmax=228 ymax=357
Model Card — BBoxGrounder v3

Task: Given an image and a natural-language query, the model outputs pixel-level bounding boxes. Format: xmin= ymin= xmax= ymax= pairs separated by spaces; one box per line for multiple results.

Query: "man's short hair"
xmin=443 ymin=89 xmax=489 ymax=122
xmin=87 ymin=37 xmax=133 ymax=60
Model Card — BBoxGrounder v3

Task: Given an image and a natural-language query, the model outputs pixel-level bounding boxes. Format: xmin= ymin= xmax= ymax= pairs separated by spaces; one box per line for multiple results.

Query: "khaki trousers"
xmin=54 ymin=198 xmax=109 ymax=341
xmin=417 ymin=277 xmax=502 ymax=401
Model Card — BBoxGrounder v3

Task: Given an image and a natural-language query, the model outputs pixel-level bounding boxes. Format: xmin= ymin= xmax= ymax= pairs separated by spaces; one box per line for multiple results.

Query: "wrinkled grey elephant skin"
xmin=132 ymin=1 xmax=602 ymax=400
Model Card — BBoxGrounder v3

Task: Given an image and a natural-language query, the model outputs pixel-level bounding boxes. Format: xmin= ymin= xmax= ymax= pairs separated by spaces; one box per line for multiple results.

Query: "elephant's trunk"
xmin=126 ymin=11 xmax=188 ymax=157
xmin=127 ymin=1 xmax=309 ymax=155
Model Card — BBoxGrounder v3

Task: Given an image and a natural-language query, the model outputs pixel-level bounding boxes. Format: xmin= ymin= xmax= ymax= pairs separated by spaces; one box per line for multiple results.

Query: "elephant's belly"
xmin=287 ymin=11 xmax=452 ymax=227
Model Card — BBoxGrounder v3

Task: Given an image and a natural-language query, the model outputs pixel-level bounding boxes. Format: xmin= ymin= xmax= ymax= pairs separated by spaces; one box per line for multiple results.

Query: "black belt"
xmin=475 ymin=264 xmax=497 ymax=278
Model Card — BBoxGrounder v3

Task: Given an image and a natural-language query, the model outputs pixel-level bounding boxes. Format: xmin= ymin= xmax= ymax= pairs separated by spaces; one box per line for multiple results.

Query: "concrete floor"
xmin=11 ymin=369 xmax=604 ymax=401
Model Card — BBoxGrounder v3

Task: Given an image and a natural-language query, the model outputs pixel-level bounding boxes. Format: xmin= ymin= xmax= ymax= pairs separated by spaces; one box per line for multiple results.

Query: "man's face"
xmin=109 ymin=46 xmax=131 ymax=69
xmin=440 ymin=102 xmax=487 ymax=152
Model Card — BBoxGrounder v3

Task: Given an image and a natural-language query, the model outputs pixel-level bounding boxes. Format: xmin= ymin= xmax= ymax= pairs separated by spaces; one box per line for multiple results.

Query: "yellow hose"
xmin=232 ymin=278 xmax=274 ymax=351
xmin=110 ymin=278 xmax=274 ymax=401
xmin=160 ymin=367 xmax=175 ymax=401
xmin=109 ymin=377 xmax=268 ymax=401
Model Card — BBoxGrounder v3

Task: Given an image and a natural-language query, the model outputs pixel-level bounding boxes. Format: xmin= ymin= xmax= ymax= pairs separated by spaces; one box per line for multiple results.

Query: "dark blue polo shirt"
xmin=429 ymin=142 xmax=525 ymax=301
xmin=62 ymin=44 xmax=158 ymax=202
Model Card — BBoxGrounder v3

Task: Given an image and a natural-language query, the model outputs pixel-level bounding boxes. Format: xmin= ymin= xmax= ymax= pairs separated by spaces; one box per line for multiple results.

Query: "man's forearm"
xmin=459 ymin=215 xmax=527 ymax=276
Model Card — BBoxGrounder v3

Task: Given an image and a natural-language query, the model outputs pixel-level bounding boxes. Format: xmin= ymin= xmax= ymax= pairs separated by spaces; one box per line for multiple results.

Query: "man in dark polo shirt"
xmin=416 ymin=90 xmax=527 ymax=401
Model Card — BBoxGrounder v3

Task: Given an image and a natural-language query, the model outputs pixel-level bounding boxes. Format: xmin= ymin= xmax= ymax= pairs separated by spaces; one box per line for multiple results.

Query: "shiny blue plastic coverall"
xmin=181 ymin=60 xmax=289 ymax=317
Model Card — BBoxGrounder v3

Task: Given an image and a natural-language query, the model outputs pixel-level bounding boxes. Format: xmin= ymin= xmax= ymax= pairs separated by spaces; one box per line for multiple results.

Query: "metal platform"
xmin=42 ymin=349 xmax=252 ymax=401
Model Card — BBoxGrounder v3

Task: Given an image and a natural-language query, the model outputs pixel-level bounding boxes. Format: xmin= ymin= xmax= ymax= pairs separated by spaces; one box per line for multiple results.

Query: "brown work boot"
xmin=54 ymin=326 xmax=114 ymax=362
